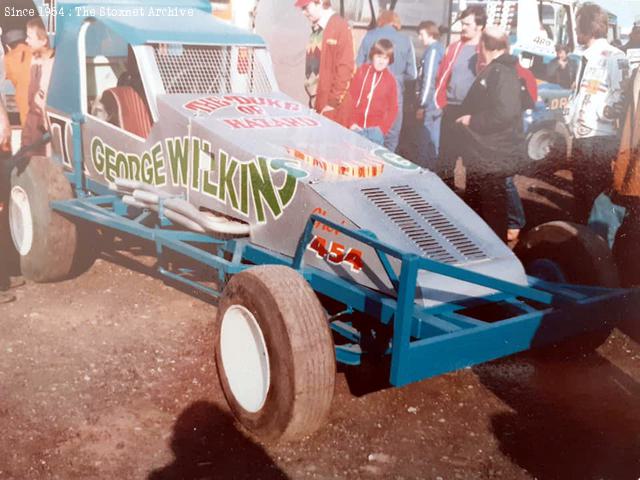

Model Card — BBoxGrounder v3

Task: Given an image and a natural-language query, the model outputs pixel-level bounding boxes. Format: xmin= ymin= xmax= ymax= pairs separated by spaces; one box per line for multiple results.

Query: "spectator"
xmin=455 ymin=27 xmax=527 ymax=241
xmin=546 ymin=44 xmax=578 ymax=89
xmin=296 ymin=0 xmax=354 ymax=128
xmin=21 ymin=19 xmax=55 ymax=155
xmin=0 ymin=93 xmax=16 ymax=304
xmin=2 ymin=28 xmax=32 ymax=126
xmin=622 ymin=26 xmax=640 ymax=54
xmin=565 ymin=3 xmax=629 ymax=224
xmin=415 ymin=20 xmax=444 ymax=170
xmin=356 ymin=10 xmax=417 ymax=152
xmin=348 ymin=39 xmax=398 ymax=145
xmin=433 ymin=5 xmax=486 ymax=186
xmin=611 ymin=67 xmax=640 ymax=286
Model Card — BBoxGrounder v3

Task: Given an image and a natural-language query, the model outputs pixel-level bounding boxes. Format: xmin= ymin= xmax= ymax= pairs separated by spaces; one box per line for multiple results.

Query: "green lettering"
xmin=141 ymin=152 xmax=154 ymax=184
xmin=91 ymin=137 xmax=105 ymax=173
xmin=202 ymin=150 xmax=218 ymax=197
xmin=127 ymin=154 xmax=142 ymax=181
xmin=115 ymin=152 xmax=130 ymax=180
xmin=104 ymin=145 xmax=117 ymax=182
xmin=269 ymin=158 xmax=303 ymax=207
xmin=249 ymin=157 xmax=281 ymax=222
xmin=151 ymin=143 xmax=166 ymax=185
xmin=191 ymin=138 xmax=200 ymax=190
xmin=166 ymin=137 xmax=189 ymax=186
xmin=218 ymin=151 xmax=239 ymax=209
xmin=239 ymin=163 xmax=249 ymax=215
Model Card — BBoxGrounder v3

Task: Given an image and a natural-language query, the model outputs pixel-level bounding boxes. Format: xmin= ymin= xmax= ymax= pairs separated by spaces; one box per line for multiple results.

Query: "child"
xmin=348 ymin=39 xmax=398 ymax=146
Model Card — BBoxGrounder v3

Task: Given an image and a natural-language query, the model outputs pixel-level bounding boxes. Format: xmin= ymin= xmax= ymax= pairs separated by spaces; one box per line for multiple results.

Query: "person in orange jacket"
xmin=22 ymin=19 xmax=54 ymax=154
xmin=296 ymin=0 xmax=355 ymax=128
xmin=2 ymin=28 xmax=32 ymax=126
xmin=612 ymin=68 xmax=640 ymax=286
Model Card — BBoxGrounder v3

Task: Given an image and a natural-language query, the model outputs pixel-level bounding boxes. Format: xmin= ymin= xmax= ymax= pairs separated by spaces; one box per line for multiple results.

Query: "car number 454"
xmin=307 ymin=235 xmax=364 ymax=273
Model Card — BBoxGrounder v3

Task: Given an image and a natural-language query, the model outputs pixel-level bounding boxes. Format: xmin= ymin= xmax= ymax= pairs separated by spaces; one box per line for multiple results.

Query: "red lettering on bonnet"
xmin=184 ymin=97 xmax=232 ymax=113
xmin=185 ymin=95 xmax=303 ymax=114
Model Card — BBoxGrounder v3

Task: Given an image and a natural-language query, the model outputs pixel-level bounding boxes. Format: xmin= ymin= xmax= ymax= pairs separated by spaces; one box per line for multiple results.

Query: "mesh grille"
xmin=153 ymin=45 xmax=273 ymax=95
xmin=362 ymin=186 xmax=488 ymax=263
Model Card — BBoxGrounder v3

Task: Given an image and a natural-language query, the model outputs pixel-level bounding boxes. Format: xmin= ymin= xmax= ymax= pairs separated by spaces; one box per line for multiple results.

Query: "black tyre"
xmin=515 ymin=221 xmax=619 ymax=358
xmin=214 ymin=265 xmax=335 ymax=441
xmin=9 ymin=156 xmax=79 ymax=282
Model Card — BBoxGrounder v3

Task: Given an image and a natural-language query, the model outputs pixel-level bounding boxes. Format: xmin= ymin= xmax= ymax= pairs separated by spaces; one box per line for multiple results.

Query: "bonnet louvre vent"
xmin=361 ymin=186 xmax=487 ymax=263
xmin=362 ymin=188 xmax=456 ymax=263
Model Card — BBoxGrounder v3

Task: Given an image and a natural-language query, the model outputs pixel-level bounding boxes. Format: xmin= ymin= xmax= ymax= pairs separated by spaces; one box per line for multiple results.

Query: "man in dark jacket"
xmin=546 ymin=44 xmax=578 ymax=89
xmin=622 ymin=25 xmax=640 ymax=54
xmin=456 ymin=27 xmax=526 ymax=241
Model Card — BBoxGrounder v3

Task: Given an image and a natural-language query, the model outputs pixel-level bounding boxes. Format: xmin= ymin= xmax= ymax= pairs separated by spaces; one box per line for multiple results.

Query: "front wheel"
xmin=515 ymin=221 xmax=619 ymax=359
xmin=9 ymin=157 xmax=79 ymax=282
xmin=214 ymin=265 xmax=336 ymax=441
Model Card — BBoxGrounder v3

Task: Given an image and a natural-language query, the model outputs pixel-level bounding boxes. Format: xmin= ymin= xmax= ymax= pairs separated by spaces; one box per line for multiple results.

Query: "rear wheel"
xmin=215 ymin=265 xmax=335 ymax=441
xmin=9 ymin=157 xmax=79 ymax=282
xmin=515 ymin=221 xmax=619 ymax=358
xmin=525 ymin=122 xmax=568 ymax=174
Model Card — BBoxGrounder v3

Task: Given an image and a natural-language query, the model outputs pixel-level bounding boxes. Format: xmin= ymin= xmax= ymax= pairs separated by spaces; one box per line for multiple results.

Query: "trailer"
xmin=7 ymin=0 xmax=640 ymax=441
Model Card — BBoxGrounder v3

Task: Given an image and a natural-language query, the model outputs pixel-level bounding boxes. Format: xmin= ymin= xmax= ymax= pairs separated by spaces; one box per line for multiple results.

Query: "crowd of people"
xmin=296 ymin=0 xmax=638 ymax=284
xmin=297 ymin=1 xmax=534 ymax=242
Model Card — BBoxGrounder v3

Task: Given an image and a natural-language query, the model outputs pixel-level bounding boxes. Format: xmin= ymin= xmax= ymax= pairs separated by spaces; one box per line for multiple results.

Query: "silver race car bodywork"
xmin=39 ymin=4 xmax=526 ymax=306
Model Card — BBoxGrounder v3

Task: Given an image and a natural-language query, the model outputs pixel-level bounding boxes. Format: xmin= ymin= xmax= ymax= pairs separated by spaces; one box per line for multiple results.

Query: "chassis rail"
xmin=52 ymin=190 xmax=640 ymax=388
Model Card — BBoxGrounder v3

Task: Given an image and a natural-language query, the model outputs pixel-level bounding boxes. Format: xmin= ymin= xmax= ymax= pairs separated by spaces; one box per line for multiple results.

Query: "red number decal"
xmin=328 ymin=242 xmax=345 ymax=264
xmin=308 ymin=235 xmax=328 ymax=258
xmin=344 ymin=249 xmax=363 ymax=272
xmin=307 ymin=235 xmax=364 ymax=273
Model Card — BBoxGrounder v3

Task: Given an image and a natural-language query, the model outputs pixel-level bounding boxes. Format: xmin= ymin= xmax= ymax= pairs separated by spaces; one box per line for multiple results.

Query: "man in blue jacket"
xmin=415 ymin=20 xmax=444 ymax=169
xmin=356 ymin=10 xmax=417 ymax=152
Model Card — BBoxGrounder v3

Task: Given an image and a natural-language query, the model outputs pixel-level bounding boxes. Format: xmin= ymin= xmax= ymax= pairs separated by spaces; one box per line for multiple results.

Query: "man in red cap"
xmin=296 ymin=0 xmax=354 ymax=127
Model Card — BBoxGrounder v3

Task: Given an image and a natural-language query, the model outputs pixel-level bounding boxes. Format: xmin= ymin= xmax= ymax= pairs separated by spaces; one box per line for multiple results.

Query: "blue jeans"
xmin=506 ymin=176 xmax=526 ymax=229
xmin=384 ymin=96 xmax=403 ymax=152
xmin=358 ymin=127 xmax=385 ymax=146
xmin=416 ymin=110 xmax=442 ymax=171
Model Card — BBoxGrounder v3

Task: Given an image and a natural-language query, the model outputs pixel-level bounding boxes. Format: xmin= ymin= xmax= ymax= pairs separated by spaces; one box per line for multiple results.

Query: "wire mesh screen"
xmin=153 ymin=44 xmax=274 ymax=95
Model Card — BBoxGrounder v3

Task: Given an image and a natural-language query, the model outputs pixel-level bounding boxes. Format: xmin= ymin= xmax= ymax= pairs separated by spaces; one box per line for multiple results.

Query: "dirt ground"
xmin=1 ymin=171 xmax=640 ymax=480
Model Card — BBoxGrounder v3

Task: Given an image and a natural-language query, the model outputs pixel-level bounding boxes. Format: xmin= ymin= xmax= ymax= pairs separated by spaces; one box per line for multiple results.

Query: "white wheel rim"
xmin=9 ymin=186 xmax=34 ymax=256
xmin=220 ymin=305 xmax=270 ymax=413
xmin=528 ymin=130 xmax=553 ymax=161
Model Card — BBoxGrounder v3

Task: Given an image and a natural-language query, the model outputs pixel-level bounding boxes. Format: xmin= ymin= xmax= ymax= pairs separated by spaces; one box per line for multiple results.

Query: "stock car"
xmin=7 ymin=0 xmax=639 ymax=441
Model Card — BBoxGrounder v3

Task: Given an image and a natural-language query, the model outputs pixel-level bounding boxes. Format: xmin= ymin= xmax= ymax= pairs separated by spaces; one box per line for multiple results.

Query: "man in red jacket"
xmin=296 ymin=0 xmax=355 ymax=127
xmin=433 ymin=5 xmax=486 ymax=185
